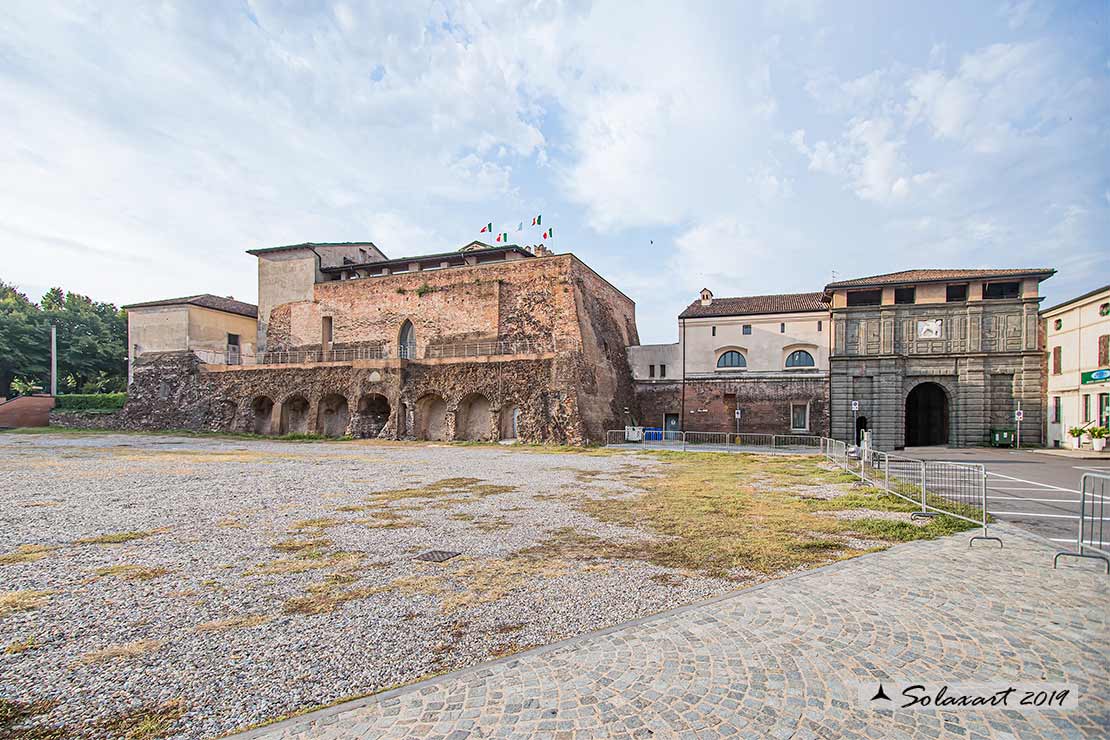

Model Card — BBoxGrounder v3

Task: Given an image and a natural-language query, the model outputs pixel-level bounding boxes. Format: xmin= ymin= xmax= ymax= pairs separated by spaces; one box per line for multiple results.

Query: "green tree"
xmin=0 ymin=281 xmax=127 ymax=397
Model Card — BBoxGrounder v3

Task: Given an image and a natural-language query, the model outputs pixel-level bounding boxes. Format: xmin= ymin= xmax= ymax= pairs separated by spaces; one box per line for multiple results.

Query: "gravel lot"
xmin=0 ymin=432 xmax=749 ymax=739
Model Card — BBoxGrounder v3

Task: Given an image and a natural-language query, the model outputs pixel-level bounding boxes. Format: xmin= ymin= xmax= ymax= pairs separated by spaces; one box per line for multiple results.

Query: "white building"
xmin=1042 ymin=284 xmax=1110 ymax=448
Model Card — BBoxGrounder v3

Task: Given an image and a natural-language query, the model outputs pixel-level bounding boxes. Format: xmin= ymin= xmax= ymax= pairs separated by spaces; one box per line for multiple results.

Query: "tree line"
xmin=0 ymin=280 xmax=127 ymax=398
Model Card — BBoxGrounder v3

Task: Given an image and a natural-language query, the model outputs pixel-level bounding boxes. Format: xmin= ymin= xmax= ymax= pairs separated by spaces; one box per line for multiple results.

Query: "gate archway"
xmin=905 ymin=382 xmax=949 ymax=447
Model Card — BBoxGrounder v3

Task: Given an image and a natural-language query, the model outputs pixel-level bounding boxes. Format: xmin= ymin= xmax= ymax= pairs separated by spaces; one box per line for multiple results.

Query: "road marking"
xmin=990 ymin=511 xmax=1110 ymax=520
xmin=1073 ymin=466 xmax=1110 ymax=472
xmin=986 ymin=496 xmax=1080 ymax=503
xmin=1048 ymin=537 xmax=1108 ymax=545
xmin=985 ymin=471 xmax=1078 ymax=492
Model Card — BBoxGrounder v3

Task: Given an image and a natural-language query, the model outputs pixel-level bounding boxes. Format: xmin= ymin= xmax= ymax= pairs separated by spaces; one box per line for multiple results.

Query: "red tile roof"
xmin=679 ymin=292 xmax=826 ymax=319
xmin=122 ymin=294 xmax=258 ymax=319
xmin=824 ymin=268 xmax=1054 ymax=290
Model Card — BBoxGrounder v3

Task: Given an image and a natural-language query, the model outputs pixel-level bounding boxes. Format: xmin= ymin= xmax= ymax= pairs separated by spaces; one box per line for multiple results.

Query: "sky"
xmin=1 ymin=0 xmax=1108 ymax=344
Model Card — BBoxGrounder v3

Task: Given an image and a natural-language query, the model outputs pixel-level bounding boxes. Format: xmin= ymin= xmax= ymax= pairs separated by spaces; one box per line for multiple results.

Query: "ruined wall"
xmin=635 ymin=376 xmax=830 ymax=435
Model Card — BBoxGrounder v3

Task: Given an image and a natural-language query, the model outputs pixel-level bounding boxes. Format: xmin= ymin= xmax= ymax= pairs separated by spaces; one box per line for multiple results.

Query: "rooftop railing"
xmin=190 ymin=338 xmax=553 ymax=367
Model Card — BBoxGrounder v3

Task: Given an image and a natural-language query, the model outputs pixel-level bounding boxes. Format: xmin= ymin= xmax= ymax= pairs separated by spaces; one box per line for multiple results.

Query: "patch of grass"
xmin=289 ymin=517 xmax=341 ymax=532
xmin=195 ymin=614 xmax=271 ymax=633
xmin=365 ymin=477 xmax=515 ymax=504
xmin=90 ymin=698 xmax=186 ymax=740
xmin=0 ymin=544 xmax=55 ymax=565
xmin=250 ymin=551 xmax=362 ymax=575
xmin=0 ymin=698 xmax=63 ymax=739
xmin=94 ymin=564 xmax=170 ymax=581
xmin=75 ymin=530 xmax=154 ymax=545
xmin=4 ymin=636 xmax=39 ymax=654
xmin=271 ymin=537 xmax=333 ymax=553
xmin=356 ymin=511 xmax=417 ymax=529
xmin=802 ymin=487 xmax=921 ymax=513
xmin=847 ymin=515 xmax=978 ymax=542
xmin=0 ymin=590 xmax=53 ymax=618
xmin=81 ymin=638 xmax=163 ymax=664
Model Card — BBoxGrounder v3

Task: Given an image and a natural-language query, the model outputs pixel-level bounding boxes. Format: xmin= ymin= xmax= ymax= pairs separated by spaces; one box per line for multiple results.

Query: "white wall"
xmin=680 ymin=311 xmax=828 ymax=375
xmin=1044 ymin=286 xmax=1110 ymax=446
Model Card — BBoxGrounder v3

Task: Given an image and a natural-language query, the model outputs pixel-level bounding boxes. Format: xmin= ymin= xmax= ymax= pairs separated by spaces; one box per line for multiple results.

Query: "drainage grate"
xmin=414 ymin=550 xmax=461 ymax=563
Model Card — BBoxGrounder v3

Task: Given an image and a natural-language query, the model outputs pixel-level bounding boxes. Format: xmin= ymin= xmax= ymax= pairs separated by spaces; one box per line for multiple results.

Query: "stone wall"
xmin=635 ymin=375 xmax=829 ymax=435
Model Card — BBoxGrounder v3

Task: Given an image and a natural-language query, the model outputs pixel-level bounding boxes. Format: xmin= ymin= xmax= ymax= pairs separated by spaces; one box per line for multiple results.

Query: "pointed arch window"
xmin=399 ymin=320 xmax=415 ymax=359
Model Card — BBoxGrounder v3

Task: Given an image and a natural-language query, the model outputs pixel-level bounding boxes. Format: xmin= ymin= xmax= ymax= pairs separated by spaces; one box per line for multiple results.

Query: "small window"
xmin=1082 ymin=394 xmax=1091 ymax=423
xmin=785 ymin=350 xmax=815 ymax=368
xmin=227 ymin=333 xmax=239 ymax=347
xmin=790 ymin=403 xmax=809 ymax=431
xmin=1052 ymin=346 xmax=1062 ymax=375
xmin=817 ymin=320 xmax=822 ymax=332
xmin=648 ymin=364 xmax=655 ymax=378
xmin=946 ymin=284 xmax=968 ymax=302
xmin=847 ymin=290 xmax=882 ymax=307
xmin=321 ymin=316 xmax=333 ymax=345
xmin=711 ymin=326 xmax=716 ymax=337
xmin=983 ymin=281 xmax=1020 ymax=300
xmin=1052 ymin=397 xmax=1061 ymax=423
xmin=780 ymin=322 xmax=785 ymax=333
xmin=894 ymin=287 xmax=915 ymax=304
xmin=742 ymin=324 xmax=752 ymax=335
xmin=1098 ymin=335 xmax=1109 ymax=366
xmin=717 ymin=351 xmax=746 ymax=368
xmin=659 ymin=364 xmax=667 ymax=378
xmin=1053 ymin=318 xmax=1063 ymax=331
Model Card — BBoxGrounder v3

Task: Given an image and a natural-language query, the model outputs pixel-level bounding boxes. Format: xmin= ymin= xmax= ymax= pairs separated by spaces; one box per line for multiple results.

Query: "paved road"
xmin=904 ymin=447 xmax=1110 ymax=544
xmin=235 ymin=525 xmax=1108 ymax=740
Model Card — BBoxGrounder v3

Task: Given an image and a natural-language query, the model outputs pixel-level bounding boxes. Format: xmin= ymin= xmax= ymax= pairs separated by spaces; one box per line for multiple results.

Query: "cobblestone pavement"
xmin=238 ymin=525 xmax=1109 ymax=740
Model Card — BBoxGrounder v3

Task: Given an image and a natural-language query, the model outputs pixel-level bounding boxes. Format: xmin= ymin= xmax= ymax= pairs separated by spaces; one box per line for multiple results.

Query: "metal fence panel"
xmin=1054 ymin=473 xmax=1109 ymax=573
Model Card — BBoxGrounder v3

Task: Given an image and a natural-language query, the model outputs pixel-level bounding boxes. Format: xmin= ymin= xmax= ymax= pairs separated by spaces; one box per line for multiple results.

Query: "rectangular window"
xmin=1083 ymin=394 xmax=1091 ymax=422
xmin=659 ymin=364 xmax=667 ymax=378
xmin=711 ymin=326 xmax=716 ymax=337
xmin=1101 ymin=394 xmax=1110 ymax=428
xmin=321 ymin=316 xmax=333 ymax=346
xmin=780 ymin=322 xmax=786 ymax=333
xmin=1052 ymin=397 xmax=1061 ymax=423
xmin=1099 ymin=335 xmax=1109 ymax=366
xmin=894 ymin=287 xmax=916 ymax=304
xmin=847 ymin=289 xmax=882 ymax=307
xmin=946 ymin=284 xmax=968 ymax=302
xmin=742 ymin=324 xmax=752 ymax=335
xmin=983 ymin=281 xmax=1020 ymax=300
xmin=790 ymin=403 xmax=808 ymax=431
xmin=817 ymin=320 xmax=822 ymax=332
xmin=226 ymin=333 xmax=239 ymax=347
xmin=648 ymin=364 xmax=655 ymax=378
xmin=1052 ymin=346 xmax=1062 ymax=375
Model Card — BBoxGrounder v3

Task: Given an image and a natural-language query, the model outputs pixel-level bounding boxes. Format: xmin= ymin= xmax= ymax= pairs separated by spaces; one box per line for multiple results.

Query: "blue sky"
xmin=1 ymin=0 xmax=1107 ymax=343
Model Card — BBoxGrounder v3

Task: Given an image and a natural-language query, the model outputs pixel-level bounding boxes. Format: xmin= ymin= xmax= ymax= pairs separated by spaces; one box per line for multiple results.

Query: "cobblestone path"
xmin=238 ymin=525 xmax=1109 ymax=739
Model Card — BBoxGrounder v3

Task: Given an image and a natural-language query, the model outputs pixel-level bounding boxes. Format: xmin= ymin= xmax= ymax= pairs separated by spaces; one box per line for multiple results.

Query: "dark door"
xmin=905 ymin=383 xmax=949 ymax=446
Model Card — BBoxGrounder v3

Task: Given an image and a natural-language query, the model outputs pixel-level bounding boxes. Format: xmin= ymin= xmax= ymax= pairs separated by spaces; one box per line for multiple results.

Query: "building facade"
xmin=826 ymin=268 xmax=1054 ymax=450
xmin=122 ymin=294 xmax=258 ymax=383
xmin=629 ymin=289 xmax=830 ymax=436
xmin=121 ymin=241 xmax=639 ymax=445
xmin=1042 ymin=284 xmax=1110 ymax=448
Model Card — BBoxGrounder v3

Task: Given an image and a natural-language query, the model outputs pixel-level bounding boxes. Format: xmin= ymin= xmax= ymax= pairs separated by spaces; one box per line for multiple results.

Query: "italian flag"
xmin=495 ymin=232 xmax=509 ymax=242
xmin=479 ymin=222 xmax=492 ymax=233
xmin=542 ymin=227 xmax=552 ymax=239
xmin=531 ymin=214 xmax=542 ymax=226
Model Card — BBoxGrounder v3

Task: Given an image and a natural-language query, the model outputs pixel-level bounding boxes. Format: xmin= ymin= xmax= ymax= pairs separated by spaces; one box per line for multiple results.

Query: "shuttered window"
xmin=1052 ymin=346 xmax=1062 ymax=375
xmin=1099 ymin=335 xmax=1109 ymax=366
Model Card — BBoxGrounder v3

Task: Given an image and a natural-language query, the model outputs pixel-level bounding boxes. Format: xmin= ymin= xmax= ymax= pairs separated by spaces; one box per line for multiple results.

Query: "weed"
xmin=0 ymin=544 xmax=55 ymax=566
xmin=195 ymin=614 xmax=270 ymax=633
xmin=0 ymin=590 xmax=53 ymax=618
xmin=94 ymin=564 xmax=170 ymax=581
xmin=4 ymin=636 xmax=39 ymax=654
xmin=76 ymin=530 xmax=154 ymax=545
xmin=81 ymin=638 xmax=163 ymax=664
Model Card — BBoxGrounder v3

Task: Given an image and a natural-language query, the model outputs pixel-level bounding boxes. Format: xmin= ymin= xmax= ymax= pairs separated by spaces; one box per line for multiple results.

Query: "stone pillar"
xmin=876 ymin=358 xmax=904 ymax=451
xmin=444 ymin=410 xmax=457 ymax=441
xmin=269 ymin=401 xmax=282 ymax=436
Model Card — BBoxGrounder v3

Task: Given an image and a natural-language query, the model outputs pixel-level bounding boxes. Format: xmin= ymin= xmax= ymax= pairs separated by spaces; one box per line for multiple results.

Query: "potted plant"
xmin=1091 ymin=426 xmax=1108 ymax=452
xmin=1068 ymin=427 xmax=1085 ymax=450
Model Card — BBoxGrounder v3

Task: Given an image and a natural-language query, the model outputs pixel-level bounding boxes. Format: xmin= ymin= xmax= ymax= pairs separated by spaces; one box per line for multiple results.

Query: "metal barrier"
xmin=1054 ymin=473 xmax=1109 ymax=573
xmin=193 ymin=346 xmax=387 ymax=365
xmin=604 ymin=429 xmax=822 ymax=454
xmin=824 ymin=440 xmax=999 ymax=547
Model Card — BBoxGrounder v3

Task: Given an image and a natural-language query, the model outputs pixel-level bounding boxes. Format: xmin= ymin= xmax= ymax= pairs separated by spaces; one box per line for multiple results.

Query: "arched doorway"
xmin=905 ymin=382 xmax=949 ymax=447
xmin=399 ymin=320 xmax=415 ymax=359
xmin=356 ymin=393 xmax=391 ymax=438
xmin=455 ymin=393 xmax=492 ymax=441
xmin=280 ymin=395 xmax=310 ymax=435
xmin=855 ymin=416 xmax=868 ymax=446
xmin=415 ymin=393 xmax=448 ymax=441
xmin=250 ymin=396 xmax=274 ymax=435
xmin=317 ymin=394 xmax=350 ymax=437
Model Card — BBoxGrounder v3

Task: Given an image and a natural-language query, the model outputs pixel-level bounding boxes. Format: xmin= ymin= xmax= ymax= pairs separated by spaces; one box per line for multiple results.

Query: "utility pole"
xmin=50 ymin=325 xmax=57 ymax=397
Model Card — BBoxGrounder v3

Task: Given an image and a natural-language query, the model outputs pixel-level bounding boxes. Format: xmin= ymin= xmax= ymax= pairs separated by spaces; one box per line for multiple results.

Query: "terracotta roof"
xmin=246 ymin=241 xmax=386 ymax=258
xmin=122 ymin=294 xmax=258 ymax=319
xmin=679 ymin=292 xmax=826 ymax=319
xmin=825 ymin=268 xmax=1054 ymax=290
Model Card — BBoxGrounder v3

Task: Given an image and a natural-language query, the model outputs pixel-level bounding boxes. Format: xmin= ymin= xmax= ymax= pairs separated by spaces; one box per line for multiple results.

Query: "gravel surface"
xmin=0 ymin=433 xmax=741 ymax=739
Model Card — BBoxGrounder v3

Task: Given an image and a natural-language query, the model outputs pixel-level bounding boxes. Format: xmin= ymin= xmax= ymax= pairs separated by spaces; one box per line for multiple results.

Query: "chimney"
xmin=699 ymin=288 xmax=713 ymax=306
xmin=534 ymin=244 xmax=551 ymax=257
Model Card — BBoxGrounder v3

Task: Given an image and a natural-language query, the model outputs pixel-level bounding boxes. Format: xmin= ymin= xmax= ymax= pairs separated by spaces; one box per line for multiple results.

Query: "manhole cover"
xmin=414 ymin=550 xmax=460 ymax=563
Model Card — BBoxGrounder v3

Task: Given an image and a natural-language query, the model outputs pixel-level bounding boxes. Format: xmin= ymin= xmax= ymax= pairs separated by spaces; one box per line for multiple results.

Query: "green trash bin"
xmin=990 ymin=428 xmax=1015 ymax=448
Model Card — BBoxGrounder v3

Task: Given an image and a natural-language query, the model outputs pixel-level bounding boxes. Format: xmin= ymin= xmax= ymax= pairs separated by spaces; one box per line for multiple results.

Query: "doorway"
xmin=855 ymin=416 xmax=868 ymax=446
xmin=905 ymin=382 xmax=949 ymax=446
xmin=664 ymin=413 xmax=680 ymax=441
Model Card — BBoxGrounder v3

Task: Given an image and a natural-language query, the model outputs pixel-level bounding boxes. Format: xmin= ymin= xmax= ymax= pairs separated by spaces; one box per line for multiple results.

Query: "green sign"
xmin=1081 ymin=368 xmax=1110 ymax=384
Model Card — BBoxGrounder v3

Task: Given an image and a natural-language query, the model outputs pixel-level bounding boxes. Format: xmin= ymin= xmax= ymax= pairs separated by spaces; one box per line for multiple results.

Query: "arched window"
xmin=716 ymin=351 xmax=746 ymax=368
xmin=398 ymin=320 xmax=415 ymax=359
xmin=785 ymin=350 xmax=815 ymax=368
